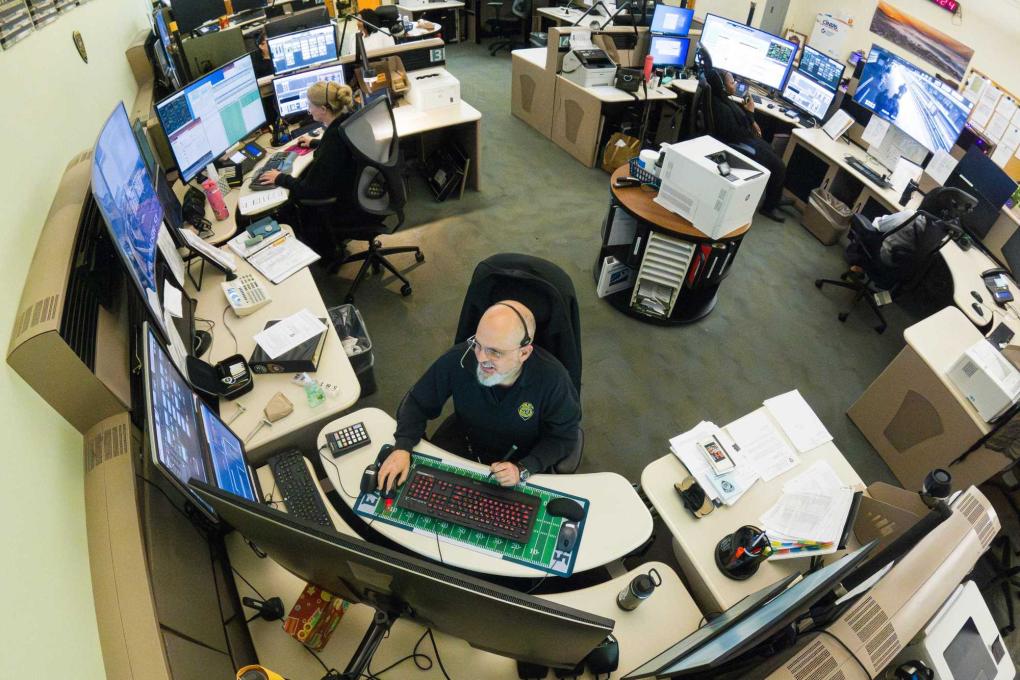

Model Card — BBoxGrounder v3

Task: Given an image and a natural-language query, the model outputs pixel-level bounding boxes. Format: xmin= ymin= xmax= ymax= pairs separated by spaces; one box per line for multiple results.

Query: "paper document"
xmin=763 ymin=390 xmax=832 ymax=453
xmin=991 ymin=138 xmax=1015 ymax=168
xmin=247 ymin=234 xmax=320 ymax=284
xmin=181 ymin=229 xmax=237 ymax=272
xmin=163 ymin=310 xmax=189 ymax=374
xmin=889 ymin=158 xmax=923 ymax=196
xmin=987 ymin=112 xmax=1010 ymax=143
xmin=783 ymin=460 xmax=845 ymax=495
xmin=861 ymin=116 xmax=889 ymax=148
xmin=925 ymin=149 xmax=958 ymax=185
xmin=254 ymin=309 xmax=327 ymax=360
xmin=822 ymin=110 xmax=853 ymax=140
xmin=227 ymin=226 xmax=286 ymax=258
xmin=569 ymin=30 xmax=593 ymax=49
xmin=239 ymin=188 xmax=288 ymax=215
xmin=761 ymin=487 xmax=854 ymax=545
xmin=724 ymin=410 xmax=799 ymax=481
xmin=669 ymin=422 xmax=759 ymax=507
xmin=163 ymin=281 xmax=184 ymax=318
xmin=157 ymin=224 xmax=186 ymax=285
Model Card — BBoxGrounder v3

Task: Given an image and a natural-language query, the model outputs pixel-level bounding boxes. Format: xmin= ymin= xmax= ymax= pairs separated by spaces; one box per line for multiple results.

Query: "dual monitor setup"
xmin=647 ymin=5 xmax=693 ymax=70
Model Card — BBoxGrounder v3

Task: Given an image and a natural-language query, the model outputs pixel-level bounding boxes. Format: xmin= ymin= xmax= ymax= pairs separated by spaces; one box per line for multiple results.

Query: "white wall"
xmin=0 ymin=0 xmax=149 ymax=677
xmin=786 ymin=0 xmax=1020 ymax=94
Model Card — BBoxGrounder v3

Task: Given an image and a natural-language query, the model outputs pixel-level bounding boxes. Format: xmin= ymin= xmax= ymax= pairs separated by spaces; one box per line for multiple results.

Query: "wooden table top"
xmin=610 ymin=165 xmax=751 ymax=240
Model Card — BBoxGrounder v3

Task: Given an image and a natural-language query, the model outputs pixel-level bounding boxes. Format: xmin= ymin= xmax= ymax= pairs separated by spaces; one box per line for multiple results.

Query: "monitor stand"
xmin=341 ymin=610 xmax=397 ymax=680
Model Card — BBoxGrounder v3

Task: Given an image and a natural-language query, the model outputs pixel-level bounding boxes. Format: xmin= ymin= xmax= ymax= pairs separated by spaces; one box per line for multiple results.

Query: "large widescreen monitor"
xmin=155 ymin=53 xmax=266 ymax=182
xmin=172 ymin=0 xmax=225 ymax=34
xmin=649 ymin=36 xmax=690 ymax=68
xmin=189 ymin=479 xmax=616 ymax=670
xmin=798 ymin=45 xmax=844 ymax=91
xmin=699 ymin=14 xmax=797 ymax=91
xmin=91 ymin=103 xmax=166 ymax=333
xmin=143 ymin=324 xmax=258 ymax=516
xmin=650 ymin=5 xmax=693 ymax=36
xmin=781 ymin=70 xmax=837 ymax=119
xmin=267 ymin=24 xmax=338 ymax=75
xmin=853 ymin=44 xmax=974 ymax=153
xmin=273 ymin=62 xmax=346 ymax=117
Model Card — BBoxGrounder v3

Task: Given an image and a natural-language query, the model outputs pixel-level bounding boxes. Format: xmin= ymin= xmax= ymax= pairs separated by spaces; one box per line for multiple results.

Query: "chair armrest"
xmin=296 ymin=197 xmax=338 ymax=208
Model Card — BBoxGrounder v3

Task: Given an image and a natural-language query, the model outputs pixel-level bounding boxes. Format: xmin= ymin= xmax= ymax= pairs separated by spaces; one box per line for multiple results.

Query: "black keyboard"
xmin=396 ymin=467 xmax=540 ymax=543
xmin=249 ymin=151 xmax=297 ymax=191
xmin=845 ymin=156 xmax=889 ymax=187
xmin=267 ymin=449 xmax=333 ymax=528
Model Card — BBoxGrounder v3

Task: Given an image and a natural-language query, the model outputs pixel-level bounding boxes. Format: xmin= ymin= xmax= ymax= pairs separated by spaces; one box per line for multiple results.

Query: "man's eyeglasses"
xmin=459 ymin=335 xmax=526 ymax=367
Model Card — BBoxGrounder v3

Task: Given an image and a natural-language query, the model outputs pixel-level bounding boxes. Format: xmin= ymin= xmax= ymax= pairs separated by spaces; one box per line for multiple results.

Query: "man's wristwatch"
xmin=516 ymin=463 xmax=531 ymax=483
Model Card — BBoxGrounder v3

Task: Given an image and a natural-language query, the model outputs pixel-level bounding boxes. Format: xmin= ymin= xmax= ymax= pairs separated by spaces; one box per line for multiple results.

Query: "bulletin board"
xmin=963 ymin=68 xmax=1020 ymax=181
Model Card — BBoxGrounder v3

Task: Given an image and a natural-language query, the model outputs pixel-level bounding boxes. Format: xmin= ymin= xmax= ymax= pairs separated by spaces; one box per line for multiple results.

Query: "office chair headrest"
xmin=920 ymin=186 xmax=979 ymax=221
xmin=704 ymin=68 xmax=726 ymax=97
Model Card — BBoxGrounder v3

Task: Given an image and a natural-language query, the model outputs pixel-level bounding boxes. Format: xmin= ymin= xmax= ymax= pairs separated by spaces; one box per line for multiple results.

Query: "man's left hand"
xmin=490 ymin=462 xmax=520 ymax=487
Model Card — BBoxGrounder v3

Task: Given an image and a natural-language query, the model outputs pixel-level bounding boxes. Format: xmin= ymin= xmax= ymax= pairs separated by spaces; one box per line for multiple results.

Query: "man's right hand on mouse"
xmin=377 ymin=448 xmax=411 ymax=491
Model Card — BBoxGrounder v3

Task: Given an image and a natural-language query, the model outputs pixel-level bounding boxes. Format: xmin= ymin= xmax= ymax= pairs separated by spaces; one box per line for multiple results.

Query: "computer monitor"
xmin=797 ymin=45 xmax=845 ymax=91
xmin=265 ymin=6 xmax=329 ymax=38
xmin=699 ymin=14 xmax=797 ymax=91
xmin=188 ymin=480 xmax=616 ymax=670
xmin=272 ymin=62 xmax=346 ymax=117
xmin=155 ymin=53 xmax=267 ymax=182
xmin=853 ymin=44 xmax=974 ymax=154
xmin=231 ymin=0 xmax=266 ymax=13
xmin=650 ymin=4 xmax=693 ymax=36
xmin=91 ymin=103 xmax=166 ymax=334
xmin=944 ymin=147 xmax=1018 ymax=241
xmin=171 ymin=0 xmax=226 ymax=34
xmin=649 ymin=36 xmax=689 ymax=68
xmin=1000 ymin=227 xmax=1020 ymax=277
xmin=622 ymin=541 xmax=877 ymax=678
xmin=143 ymin=324 xmax=259 ymax=515
xmin=267 ymin=24 xmax=338 ymax=75
xmin=153 ymin=8 xmax=183 ymax=89
xmin=781 ymin=70 xmax=837 ymax=120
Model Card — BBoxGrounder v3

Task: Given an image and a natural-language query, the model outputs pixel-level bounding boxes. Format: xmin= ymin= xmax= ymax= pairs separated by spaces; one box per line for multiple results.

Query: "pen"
xmin=487 ymin=444 xmax=518 ymax=478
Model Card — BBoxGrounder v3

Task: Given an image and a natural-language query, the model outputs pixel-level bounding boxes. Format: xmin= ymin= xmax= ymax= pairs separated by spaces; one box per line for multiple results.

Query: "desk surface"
xmin=790 ymin=127 xmax=904 ymax=210
xmin=514 ymin=46 xmax=547 ymax=69
xmin=397 ymin=1 xmax=465 ymax=10
xmin=316 ymin=407 xmax=654 ymax=578
xmin=641 ymin=406 xmax=864 ymax=613
xmin=537 ymin=5 xmax=586 ymax=23
xmin=610 ymin=166 xmax=750 ymax=241
xmin=234 ymin=133 xmax=316 ymax=216
xmin=227 ymin=525 xmax=703 ymax=680
xmin=393 ymin=98 xmax=481 ymax=136
xmin=186 ymin=227 xmax=360 ymax=462
xmin=568 ymin=77 xmax=677 ymax=103
xmin=940 ymin=239 xmax=1020 ymax=327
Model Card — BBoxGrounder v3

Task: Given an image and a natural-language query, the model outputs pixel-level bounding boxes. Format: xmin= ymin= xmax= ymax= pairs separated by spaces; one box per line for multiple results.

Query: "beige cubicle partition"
xmin=511 ymin=48 xmax=556 ymax=138
xmin=550 ymin=75 xmax=605 ymax=166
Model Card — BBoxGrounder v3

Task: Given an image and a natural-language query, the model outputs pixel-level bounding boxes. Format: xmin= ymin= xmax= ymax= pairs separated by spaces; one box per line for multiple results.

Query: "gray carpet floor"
xmin=311 ymin=40 xmax=1020 ymax=647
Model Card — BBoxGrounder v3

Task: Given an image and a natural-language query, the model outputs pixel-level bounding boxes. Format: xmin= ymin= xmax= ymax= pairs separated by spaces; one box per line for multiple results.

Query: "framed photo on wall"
xmin=783 ymin=29 xmax=808 ymax=64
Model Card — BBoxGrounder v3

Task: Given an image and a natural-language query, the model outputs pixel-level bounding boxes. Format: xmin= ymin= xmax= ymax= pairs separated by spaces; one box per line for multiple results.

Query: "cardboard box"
xmin=511 ymin=49 xmax=556 ymax=139
xmin=655 ymin=136 xmax=769 ymax=238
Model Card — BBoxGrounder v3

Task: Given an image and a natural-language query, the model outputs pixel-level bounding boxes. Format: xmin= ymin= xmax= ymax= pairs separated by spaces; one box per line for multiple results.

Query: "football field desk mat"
xmin=355 ymin=453 xmax=589 ymax=576
xmin=318 ymin=408 xmax=654 ymax=578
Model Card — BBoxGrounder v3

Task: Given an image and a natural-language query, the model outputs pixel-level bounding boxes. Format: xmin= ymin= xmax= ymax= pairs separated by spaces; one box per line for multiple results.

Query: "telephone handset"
xmin=222 ymin=273 xmax=271 ymax=316
xmin=981 ymin=268 xmax=1014 ymax=305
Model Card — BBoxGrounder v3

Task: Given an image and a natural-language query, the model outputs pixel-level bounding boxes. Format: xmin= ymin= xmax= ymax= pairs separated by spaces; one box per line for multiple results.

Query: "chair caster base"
xmin=838 ymin=312 xmax=849 ymax=323
xmin=401 ymin=284 xmax=413 ymax=297
xmin=415 ymin=251 xmax=425 ymax=263
xmin=814 ymin=279 xmax=823 ymax=289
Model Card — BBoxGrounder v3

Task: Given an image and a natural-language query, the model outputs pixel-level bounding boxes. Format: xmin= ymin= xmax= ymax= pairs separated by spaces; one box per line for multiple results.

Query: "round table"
xmin=595 ymin=165 xmax=751 ymax=325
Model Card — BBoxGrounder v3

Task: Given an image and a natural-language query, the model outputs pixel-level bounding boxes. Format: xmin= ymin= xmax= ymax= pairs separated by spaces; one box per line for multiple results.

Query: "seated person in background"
xmin=359 ymin=9 xmax=398 ymax=51
xmin=251 ymin=30 xmax=273 ymax=78
xmin=706 ymin=68 xmax=791 ymax=223
xmin=378 ymin=301 xmax=581 ymax=490
xmin=256 ymin=81 xmax=358 ymax=255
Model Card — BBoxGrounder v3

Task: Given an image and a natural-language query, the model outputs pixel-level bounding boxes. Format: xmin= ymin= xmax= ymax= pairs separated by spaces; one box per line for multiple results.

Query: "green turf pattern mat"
xmin=354 ymin=453 xmax=589 ymax=576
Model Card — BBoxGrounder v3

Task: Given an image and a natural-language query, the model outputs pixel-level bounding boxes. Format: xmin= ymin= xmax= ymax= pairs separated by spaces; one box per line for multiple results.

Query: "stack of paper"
xmin=227 ymin=225 xmax=286 ymax=258
xmin=669 ymin=422 xmax=760 ymax=507
xmin=248 ymin=234 xmax=320 ymax=284
xmin=760 ymin=461 xmax=854 ymax=560
xmin=763 ymin=390 xmax=833 ymax=453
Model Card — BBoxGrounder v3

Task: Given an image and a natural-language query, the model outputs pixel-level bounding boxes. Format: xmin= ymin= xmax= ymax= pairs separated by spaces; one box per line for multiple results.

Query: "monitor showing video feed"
xmin=853 ymin=44 xmax=973 ymax=153
xmin=268 ymin=24 xmax=338 ymax=75
xmin=699 ymin=14 xmax=797 ymax=91
xmin=650 ymin=5 xmax=693 ymax=36
xmin=798 ymin=45 xmax=845 ymax=91
xmin=649 ymin=36 xmax=690 ymax=68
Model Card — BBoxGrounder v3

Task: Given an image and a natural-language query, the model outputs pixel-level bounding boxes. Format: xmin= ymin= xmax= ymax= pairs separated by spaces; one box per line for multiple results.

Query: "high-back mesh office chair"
xmin=814 ymin=186 xmax=978 ymax=334
xmin=301 ymin=94 xmax=423 ymax=303
xmin=487 ymin=0 xmax=532 ymax=56
xmin=451 ymin=253 xmax=585 ymax=473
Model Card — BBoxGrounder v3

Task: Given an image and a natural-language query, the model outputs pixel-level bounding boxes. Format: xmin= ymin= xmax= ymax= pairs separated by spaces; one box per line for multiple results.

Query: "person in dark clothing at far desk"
xmin=706 ymin=68 xmax=792 ymax=222
xmin=377 ymin=301 xmax=581 ymax=490
xmin=256 ymin=81 xmax=358 ymax=255
xmin=251 ymin=30 xmax=273 ymax=78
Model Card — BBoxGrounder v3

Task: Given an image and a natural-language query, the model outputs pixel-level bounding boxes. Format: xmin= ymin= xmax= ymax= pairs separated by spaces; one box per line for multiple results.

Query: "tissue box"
xmin=405 ymin=67 xmax=461 ymax=112
xmin=283 ymin=583 xmax=349 ymax=651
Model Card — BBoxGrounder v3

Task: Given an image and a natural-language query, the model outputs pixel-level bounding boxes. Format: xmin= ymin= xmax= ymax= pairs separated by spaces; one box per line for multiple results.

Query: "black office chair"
xmin=449 ymin=253 xmax=585 ymax=473
xmin=814 ymin=187 xmax=978 ymax=334
xmin=300 ymin=94 xmax=424 ymax=303
xmin=487 ymin=0 xmax=532 ymax=56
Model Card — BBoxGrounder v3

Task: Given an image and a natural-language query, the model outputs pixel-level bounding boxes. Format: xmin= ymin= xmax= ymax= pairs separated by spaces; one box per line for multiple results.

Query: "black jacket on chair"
xmin=454 ymin=254 xmax=583 ymax=396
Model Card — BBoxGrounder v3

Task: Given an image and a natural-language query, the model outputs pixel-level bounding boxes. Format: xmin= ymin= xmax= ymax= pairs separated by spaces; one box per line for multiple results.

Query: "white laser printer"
xmin=654 ymin=136 xmax=770 ymax=239
xmin=560 ymin=48 xmax=617 ymax=88
xmin=948 ymin=338 xmax=1020 ymax=422
xmin=405 ymin=67 xmax=461 ymax=112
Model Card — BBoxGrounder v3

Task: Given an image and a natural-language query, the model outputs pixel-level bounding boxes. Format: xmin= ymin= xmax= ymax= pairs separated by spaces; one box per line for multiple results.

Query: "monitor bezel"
xmin=780 ymin=69 xmax=838 ymax=120
xmin=272 ymin=62 xmax=348 ymax=117
xmin=649 ymin=4 xmax=693 ymax=36
xmin=648 ymin=35 xmax=690 ymax=68
xmin=267 ymin=24 xmax=339 ymax=76
xmin=154 ymin=51 xmax=266 ymax=183
xmin=197 ymin=399 xmax=260 ymax=504
xmin=798 ymin=44 xmax=846 ymax=92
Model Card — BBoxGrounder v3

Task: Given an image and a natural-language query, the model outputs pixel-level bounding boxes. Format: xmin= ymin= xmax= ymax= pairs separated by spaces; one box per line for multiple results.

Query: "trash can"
xmin=801 ymin=188 xmax=852 ymax=245
xmin=328 ymin=304 xmax=376 ymax=398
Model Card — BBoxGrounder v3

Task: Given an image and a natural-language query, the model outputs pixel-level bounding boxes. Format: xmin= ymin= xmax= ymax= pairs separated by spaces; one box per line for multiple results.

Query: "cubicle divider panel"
xmin=551 ymin=76 xmax=603 ymax=167
xmin=511 ymin=50 xmax=555 ymax=138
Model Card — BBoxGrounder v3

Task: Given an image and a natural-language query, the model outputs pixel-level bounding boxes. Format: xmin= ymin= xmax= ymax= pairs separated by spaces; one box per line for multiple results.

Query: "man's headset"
xmin=459 ymin=302 xmax=532 ymax=368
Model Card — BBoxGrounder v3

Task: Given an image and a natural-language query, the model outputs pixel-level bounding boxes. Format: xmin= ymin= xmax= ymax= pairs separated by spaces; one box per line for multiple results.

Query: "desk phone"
xmin=222 ymin=273 xmax=271 ymax=316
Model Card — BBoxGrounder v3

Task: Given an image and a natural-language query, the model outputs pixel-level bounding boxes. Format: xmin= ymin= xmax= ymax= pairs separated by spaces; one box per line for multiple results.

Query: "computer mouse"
xmin=557 ymin=521 xmax=579 ymax=552
xmin=360 ymin=465 xmax=379 ymax=494
xmin=193 ymin=329 xmax=212 ymax=358
xmin=767 ymin=103 xmax=774 ymax=109
xmin=972 ymin=302 xmax=985 ymax=317
xmin=375 ymin=444 xmax=395 ymax=466
xmin=547 ymin=497 xmax=584 ymax=521
xmin=584 ymin=635 xmax=619 ymax=675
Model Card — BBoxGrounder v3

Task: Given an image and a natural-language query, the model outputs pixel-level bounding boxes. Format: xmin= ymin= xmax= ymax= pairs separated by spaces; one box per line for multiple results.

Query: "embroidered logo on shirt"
xmin=518 ymin=402 xmax=535 ymax=420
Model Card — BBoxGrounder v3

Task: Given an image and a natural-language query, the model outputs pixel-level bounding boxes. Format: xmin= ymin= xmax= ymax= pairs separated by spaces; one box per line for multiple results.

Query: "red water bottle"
xmin=643 ymin=54 xmax=654 ymax=82
xmin=202 ymin=178 xmax=229 ymax=221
